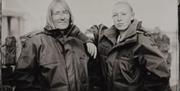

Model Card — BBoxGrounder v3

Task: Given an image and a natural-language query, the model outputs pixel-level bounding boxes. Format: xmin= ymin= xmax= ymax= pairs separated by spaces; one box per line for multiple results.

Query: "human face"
xmin=52 ymin=3 xmax=70 ymax=29
xmin=112 ymin=3 xmax=134 ymax=31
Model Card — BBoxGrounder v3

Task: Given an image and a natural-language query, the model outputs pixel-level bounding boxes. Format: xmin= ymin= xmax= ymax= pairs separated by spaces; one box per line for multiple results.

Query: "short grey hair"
xmin=113 ymin=1 xmax=134 ymax=12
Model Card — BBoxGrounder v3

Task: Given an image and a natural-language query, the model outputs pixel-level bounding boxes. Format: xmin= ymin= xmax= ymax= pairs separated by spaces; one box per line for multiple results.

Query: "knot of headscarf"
xmin=43 ymin=24 xmax=74 ymax=38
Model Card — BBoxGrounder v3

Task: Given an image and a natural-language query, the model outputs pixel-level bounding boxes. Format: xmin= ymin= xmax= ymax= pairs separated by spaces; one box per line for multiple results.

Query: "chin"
xmin=56 ymin=25 xmax=69 ymax=29
xmin=116 ymin=27 xmax=127 ymax=31
xmin=116 ymin=25 xmax=129 ymax=31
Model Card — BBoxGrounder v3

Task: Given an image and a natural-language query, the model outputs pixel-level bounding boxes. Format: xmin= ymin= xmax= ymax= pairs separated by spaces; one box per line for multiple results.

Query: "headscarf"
xmin=45 ymin=0 xmax=74 ymax=30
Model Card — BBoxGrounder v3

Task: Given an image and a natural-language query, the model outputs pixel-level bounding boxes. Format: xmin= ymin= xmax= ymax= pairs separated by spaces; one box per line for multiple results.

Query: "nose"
xmin=116 ymin=15 xmax=122 ymax=22
xmin=117 ymin=18 xmax=122 ymax=22
xmin=59 ymin=15 xmax=65 ymax=21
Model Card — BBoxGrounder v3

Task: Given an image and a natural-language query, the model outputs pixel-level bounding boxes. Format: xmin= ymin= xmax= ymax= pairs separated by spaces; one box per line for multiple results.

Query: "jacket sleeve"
xmin=71 ymin=28 xmax=93 ymax=43
xmin=138 ymin=34 xmax=170 ymax=78
xmin=138 ymin=34 xmax=171 ymax=91
xmin=14 ymin=38 xmax=40 ymax=91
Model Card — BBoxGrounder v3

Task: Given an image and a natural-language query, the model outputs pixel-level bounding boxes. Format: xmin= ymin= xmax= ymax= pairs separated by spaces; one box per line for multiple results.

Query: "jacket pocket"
xmin=113 ymin=54 xmax=140 ymax=85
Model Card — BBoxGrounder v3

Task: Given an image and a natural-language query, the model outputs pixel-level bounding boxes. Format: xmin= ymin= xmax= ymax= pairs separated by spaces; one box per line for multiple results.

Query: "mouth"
xmin=58 ymin=21 xmax=68 ymax=24
xmin=118 ymin=22 xmax=124 ymax=24
xmin=117 ymin=23 xmax=124 ymax=26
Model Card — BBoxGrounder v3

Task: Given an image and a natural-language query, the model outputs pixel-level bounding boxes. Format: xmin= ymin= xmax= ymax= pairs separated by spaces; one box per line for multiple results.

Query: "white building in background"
xmin=2 ymin=0 xmax=24 ymax=43
xmin=2 ymin=0 xmax=31 ymax=60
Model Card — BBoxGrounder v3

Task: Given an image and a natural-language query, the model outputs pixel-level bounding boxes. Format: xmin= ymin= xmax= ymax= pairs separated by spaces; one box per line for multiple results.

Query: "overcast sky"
xmin=16 ymin=0 xmax=177 ymax=33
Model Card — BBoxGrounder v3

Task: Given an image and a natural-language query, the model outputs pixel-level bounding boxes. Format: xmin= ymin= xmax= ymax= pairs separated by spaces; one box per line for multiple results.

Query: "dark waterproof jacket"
xmin=98 ymin=20 xmax=170 ymax=91
xmin=85 ymin=24 xmax=108 ymax=91
xmin=14 ymin=25 xmax=90 ymax=91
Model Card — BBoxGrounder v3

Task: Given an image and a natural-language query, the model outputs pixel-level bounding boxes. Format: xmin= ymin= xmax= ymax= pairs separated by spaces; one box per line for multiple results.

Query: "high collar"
xmin=43 ymin=24 xmax=75 ymax=37
xmin=104 ymin=19 xmax=140 ymax=45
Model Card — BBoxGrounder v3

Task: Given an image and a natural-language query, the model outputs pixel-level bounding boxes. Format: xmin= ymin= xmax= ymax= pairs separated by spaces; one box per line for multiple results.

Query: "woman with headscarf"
xmin=14 ymin=0 xmax=97 ymax=91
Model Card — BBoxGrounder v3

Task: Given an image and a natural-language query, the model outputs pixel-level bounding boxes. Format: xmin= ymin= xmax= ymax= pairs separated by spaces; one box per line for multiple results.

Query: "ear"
xmin=131 ymin=12 xmax=135 ymax=20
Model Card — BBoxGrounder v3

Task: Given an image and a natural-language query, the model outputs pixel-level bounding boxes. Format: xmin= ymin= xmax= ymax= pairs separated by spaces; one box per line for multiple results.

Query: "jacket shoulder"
xmin=20 ymin=30 xmax=46 ymax=47
xmin=68 ymin=25 xmax=81 ymax=35
xmin=136 ymin=26 xmax=152 ymax=36
xmin=20 ymin=29 xmax=44 ymax=41
xmin=137 ymin=32 xmax=159 ymax=52
xmin=136 ymin=26 xmax=158 ymax=46
xmin=98 ymin=30 xmax=109 ymax=43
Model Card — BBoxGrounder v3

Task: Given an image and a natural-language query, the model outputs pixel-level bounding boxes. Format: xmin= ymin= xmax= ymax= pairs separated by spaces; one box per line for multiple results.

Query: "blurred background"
xmin=0 ymin=0 xmax=179 ymax=91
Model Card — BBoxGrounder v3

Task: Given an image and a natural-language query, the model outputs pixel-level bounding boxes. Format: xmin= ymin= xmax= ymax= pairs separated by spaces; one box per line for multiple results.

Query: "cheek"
xmin=52 ymin=16 xmax=59 ymax=22
xmin=113 ymin=18 xmax=118 ymax=24
xmin=64 ymin=14 xmax=70 ymax=21
xmin=124 ymin=17 xmax=131 ymax=24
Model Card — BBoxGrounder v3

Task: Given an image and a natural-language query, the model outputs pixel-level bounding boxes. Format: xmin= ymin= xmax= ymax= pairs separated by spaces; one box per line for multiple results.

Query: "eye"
xmin=53 ymin=11 xmax=60 ymax=15
xmin=52 ymin=10 xmax=69 ymax=16
xmin=63 ymin=10 xmax=69 ymax=15
xmin=121 ymin=13 xmax=127 ymax=15
xmin=112 ymin=14 xmax=118 ymax=17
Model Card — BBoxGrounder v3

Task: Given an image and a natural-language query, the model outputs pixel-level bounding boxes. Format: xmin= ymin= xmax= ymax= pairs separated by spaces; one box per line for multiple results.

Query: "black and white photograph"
xmin=0 ymin=0 xmax=179 ymax=91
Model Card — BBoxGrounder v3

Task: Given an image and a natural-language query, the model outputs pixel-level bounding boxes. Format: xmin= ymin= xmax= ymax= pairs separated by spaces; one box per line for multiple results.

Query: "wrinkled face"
xmin=52 ymin=3 xmax=70 ymax=29
xmin=112 ymin=3 xmax=134 ymax=31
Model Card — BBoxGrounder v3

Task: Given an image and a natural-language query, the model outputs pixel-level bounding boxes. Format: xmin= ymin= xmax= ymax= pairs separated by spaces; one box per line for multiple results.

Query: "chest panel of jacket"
xmin=37 ymin=35 xmax=88 ymax=91
xmin=108 ymin=42 xmax=142 ymax=86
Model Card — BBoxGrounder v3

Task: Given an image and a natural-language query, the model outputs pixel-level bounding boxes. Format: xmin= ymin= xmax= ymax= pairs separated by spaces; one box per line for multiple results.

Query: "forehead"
xmin=112 ymin=3 xmax=132 ymax=13
xmin=52 ymin=3 xmax=67 ymax=12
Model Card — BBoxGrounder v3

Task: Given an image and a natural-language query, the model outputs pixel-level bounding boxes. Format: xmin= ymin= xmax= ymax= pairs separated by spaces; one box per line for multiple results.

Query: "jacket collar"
xmin=103 ymin=26 xmax=118 ymax=45
xmin=104 ymin=19 xmax=140 ymax=45
xmin=43 ymin=24 xmax=76 ymax=38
